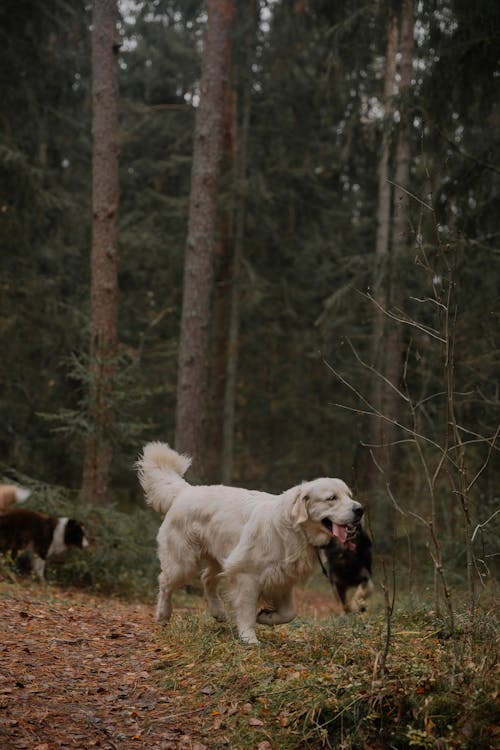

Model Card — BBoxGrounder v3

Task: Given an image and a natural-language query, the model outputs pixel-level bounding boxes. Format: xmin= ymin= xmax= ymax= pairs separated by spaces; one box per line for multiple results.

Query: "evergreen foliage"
xmin=0 ymin=0 xmax=498 ymax=581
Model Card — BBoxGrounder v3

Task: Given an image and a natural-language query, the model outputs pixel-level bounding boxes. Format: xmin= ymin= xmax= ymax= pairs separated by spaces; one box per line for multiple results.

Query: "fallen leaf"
xmin=200 ymin=685 xmax=215 ymax=695
xmin=249 ymin=717 xmax=264 ymax=726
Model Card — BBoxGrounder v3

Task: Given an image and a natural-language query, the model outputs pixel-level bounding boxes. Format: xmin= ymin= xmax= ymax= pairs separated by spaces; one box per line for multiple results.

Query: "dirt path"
xmin=0 ymin=583 xmax=208 ymax=750
xmin=0 ymin=582 xmax=336 ymax=750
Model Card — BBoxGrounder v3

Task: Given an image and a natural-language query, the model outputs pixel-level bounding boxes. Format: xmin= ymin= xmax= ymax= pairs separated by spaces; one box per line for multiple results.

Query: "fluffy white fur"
xmin=137 ymin=442 xmax=363 ymax=644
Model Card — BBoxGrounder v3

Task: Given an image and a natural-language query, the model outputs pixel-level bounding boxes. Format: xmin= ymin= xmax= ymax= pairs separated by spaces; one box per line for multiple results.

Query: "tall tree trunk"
xmin=175 ymin=0 xmax=235 ymax=477
xmin=383 ymin=0 xmax=414 ymax=486
xmin=368 ymin=13 xmax=399 ymax=481
xmin=206 ymin=52 xmax=237 ymax=482
xmin=364 ymin=1 xmax=414 ymax=536
xmin=221 ymin=73 xmax=252 ymax=484
xmin=82 ymin=0 xmax=120 ymax=504
xmin=208 ymin=1 xmax=258 ymax=484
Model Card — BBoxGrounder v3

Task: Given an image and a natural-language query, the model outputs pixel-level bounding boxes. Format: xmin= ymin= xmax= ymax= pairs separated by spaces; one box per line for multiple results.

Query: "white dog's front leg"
xmin=257 ymin=590 xmax=297 ymax=626
xmin=228 ymin=573 xmax=260 ymax=644
xmin=156 ymin=571 xmax=174 ymax=623
xmin=201 ymin=564 xmax=226 ymax=622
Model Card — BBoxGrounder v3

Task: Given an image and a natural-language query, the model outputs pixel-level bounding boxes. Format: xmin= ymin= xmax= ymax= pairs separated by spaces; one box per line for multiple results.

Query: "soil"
xmin=0 ymin=581 xmax=334 ymax=750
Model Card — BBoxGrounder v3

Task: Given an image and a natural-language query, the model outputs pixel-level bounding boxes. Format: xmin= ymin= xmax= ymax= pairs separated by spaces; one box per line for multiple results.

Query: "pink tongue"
xmin=332 ymin=524 xmax=348 ymax=544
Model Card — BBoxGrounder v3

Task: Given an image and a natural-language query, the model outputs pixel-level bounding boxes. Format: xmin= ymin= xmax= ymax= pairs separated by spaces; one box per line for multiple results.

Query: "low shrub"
xmin=0 ymin=480 xmax=160 ymax=600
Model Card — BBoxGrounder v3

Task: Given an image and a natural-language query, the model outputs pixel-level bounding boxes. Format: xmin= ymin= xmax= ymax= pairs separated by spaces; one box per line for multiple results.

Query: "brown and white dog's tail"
xmin=0 ymin=484 xmax=31 ymax=512
xmin=15 ymin=487 xmax=31 ymax=503
xmin=136 ymin=442 xmax=191 ymax=514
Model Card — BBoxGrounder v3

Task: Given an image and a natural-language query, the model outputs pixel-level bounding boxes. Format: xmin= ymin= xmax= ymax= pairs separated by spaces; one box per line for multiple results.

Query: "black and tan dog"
xmin=320 ymin=525 xmax=374 ymax=615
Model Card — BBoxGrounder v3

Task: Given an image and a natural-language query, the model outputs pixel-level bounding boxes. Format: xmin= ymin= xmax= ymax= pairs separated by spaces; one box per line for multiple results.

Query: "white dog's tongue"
xmin=332 ymin=524 xmax=348 ymax=544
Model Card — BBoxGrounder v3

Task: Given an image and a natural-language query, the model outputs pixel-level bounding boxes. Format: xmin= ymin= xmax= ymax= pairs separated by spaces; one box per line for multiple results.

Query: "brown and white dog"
xmin=0 ymin=484 xmax=31 ymax=513
xmin=0 ymin=509 xmax=88 ymax=579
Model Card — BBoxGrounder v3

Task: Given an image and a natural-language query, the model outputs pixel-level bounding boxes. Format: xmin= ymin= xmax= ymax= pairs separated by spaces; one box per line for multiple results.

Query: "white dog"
xmin=137 ymin=442 xmax=363 ymax=644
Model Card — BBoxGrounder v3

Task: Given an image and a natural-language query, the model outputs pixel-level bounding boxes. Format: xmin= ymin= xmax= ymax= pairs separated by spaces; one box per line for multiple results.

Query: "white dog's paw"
xmin=239 ymin=630 xmax=259 ymax=645
xmin=155 ymin=605 xmax=172 ymax=624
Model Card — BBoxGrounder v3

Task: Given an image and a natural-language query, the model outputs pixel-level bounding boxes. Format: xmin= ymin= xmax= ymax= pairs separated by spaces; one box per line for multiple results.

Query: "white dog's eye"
xmin=329 ymin=495 xmax=337 ymax=502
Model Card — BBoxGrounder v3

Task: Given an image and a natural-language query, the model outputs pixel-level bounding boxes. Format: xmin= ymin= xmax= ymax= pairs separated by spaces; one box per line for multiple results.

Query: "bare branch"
xmin=345 ymin=338 xmax=411 ymax=403
xmin=455 ymin=424 xmax=500 ymax=454
xmin=471 ymin=509 xmax=500 ymax=543
xmin=386 ymin=482 xmax=408 ymax=516
xmin=329 ymin=400 xmax=458 ymax=468
xmin=386 ymin=178 xmax=434 ymax=210
xmin=414 ymin=390 xmax=475 ymax=410
xmin=365 ymin=293 xmax=446 ymax=342
xmin=409 ymin=295 xmax=447 ymax=311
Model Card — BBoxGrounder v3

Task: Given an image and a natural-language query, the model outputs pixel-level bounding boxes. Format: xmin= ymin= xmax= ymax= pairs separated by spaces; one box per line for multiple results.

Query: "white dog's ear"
xmin=291 ymin=489 xmax=309 ymax=524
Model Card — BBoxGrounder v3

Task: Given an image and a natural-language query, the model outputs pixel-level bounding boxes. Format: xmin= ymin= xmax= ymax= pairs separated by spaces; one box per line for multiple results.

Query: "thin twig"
xmin=329 ymin=400 xmax=457 ymax=466
xmin=471 ymin=509 xmax=500 ymax=543
xmin=409 ymin=295 xmax=447 ymax=311
xmin=345 ymin=338 xmax=411 ymax=403
xmin=386 ymin=178 xmax=435 ymax=210
xmin=466 ymin=426 xmax=500 ymax=493
xmin=365 ymin=293 xmax=446 ymax=342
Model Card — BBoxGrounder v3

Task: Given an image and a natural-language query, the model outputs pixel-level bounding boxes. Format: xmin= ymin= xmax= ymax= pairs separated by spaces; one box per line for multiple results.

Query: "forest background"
xmin=0 ymin=0 xmax=499 ymax=601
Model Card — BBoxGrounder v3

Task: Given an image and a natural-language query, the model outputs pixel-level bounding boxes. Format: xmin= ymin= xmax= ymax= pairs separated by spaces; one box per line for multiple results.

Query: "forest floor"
xmin=0 ymin=579 xmax=336 ymax=750
xmin=0 ymin=578 xmax=497 ymax=750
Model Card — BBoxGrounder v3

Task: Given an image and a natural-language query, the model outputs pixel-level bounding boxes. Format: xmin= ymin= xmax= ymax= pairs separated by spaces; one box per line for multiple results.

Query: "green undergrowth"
xmin=0 ymin=483 xmax=160 ymax=600
xmin=154 ymin=607 xmax=498 ymax=750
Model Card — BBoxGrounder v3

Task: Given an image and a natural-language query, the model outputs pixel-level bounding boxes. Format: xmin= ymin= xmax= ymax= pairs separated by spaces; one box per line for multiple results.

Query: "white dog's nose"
xmin=353 ymin=503 xmax=364 ymax=521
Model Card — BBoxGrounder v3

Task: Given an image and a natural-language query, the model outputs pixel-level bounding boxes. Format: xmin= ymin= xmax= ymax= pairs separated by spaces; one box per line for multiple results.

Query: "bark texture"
xmin=382 ymin=0 xmax=414 ymax=482
xmin=82 ymin=0 xmax=120 ymax=504
xmin=175 ymin=0 xmax=235 ymax=476
xmin=220 ymin=80 xmax=251 ymax=485
xmin=207 ymin=54 xmax=237 ymax=482
xmin=368 ymin=13 xmax=399 ymax=481
xmin=366 ymin=0 xmax=414 ymax=510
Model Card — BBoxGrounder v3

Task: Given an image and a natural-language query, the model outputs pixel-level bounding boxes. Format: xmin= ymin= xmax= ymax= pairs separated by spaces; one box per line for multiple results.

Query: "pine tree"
xmin=381 ymin=0 xmax=414 ymax=489
xmin=364 ymin=0 xmax=415 ymax=510
xmin=82 ymin=0 xmax=120 ymax=504
xmin=175 ymin=0 xmax=235 ymax=476
xmin=368 ymin=11 xmax=398 ymax=481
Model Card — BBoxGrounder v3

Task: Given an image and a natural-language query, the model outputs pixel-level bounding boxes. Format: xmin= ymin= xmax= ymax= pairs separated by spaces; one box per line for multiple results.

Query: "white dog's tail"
xmin=137 ymin=441 xmax=191 ymax=514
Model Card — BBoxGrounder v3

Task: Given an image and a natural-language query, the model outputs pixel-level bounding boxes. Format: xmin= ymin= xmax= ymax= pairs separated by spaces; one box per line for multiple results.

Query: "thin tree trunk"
xmin=391 ymin=0 xmax=414 ymax=257
xmin=207 ymin=54 xmax=237 ymax=482
xmin=221 ymin=73 xmax=251 ymax=484
xmin=368 ymin=13 xmax=399 ymax=477
xmin=382 ymin=0 xmax=414 ymax=485
xmin=175 ymin=0 xmax=235 ymax=476
xmin=82 ymin=0 xmax=120 ymax=505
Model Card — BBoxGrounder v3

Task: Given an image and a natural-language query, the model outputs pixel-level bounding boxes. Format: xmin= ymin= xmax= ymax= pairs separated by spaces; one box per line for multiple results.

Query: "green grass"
xmin=152 ymin=605 xmax=498 ymax=750
xmin=1 ymin=481 xmax=498 ymax=747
